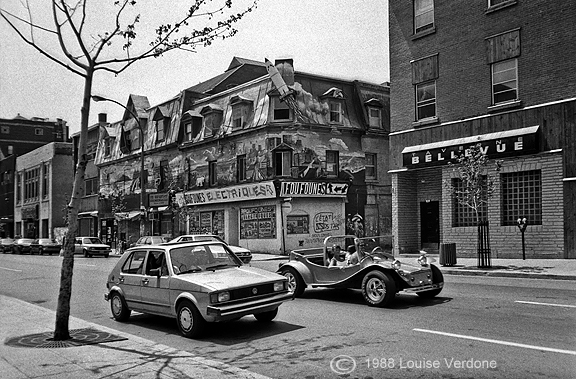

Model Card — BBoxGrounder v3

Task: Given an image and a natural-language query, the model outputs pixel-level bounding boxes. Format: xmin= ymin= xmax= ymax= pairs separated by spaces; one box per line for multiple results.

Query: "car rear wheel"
xmin=361 ymin=270 xmax=396 ymax=307
xmin=279 ymin=267 xmax=305 ymax=297
xmin=39 ymin=248 xmax=44 ymax=255
xmin=176 ymin=300 xmax=205 ymax=338
xmin=254 ymin=307 xmax=278 ymax=322
xmin=110 ymin=292 xmax=131 ymax=321
xmin=417 ymin=265 xmax=444 ymax=298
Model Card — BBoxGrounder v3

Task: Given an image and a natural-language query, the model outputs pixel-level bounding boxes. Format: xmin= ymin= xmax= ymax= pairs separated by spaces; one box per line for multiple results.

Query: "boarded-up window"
xmin=412 ymin=54 xmax=439 ymax=84
xmin=485 ymin=29 xmax=520 ymax=64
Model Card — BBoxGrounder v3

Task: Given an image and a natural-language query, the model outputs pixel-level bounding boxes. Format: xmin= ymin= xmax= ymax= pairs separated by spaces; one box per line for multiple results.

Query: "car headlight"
xmin=273 ymin=282 xmax=284 ymax=292
xmin=417 ymin=255 xmax=429 ymax=266
xmin=210 ymin=291 xmax=231 ymax=303
xmin=392 ymin=260 xmax=402 ymax=270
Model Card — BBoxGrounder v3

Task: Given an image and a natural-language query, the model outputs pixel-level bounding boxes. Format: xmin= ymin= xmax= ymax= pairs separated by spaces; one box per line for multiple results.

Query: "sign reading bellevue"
xmin=176 ymin=181 xmax=276 ymax=206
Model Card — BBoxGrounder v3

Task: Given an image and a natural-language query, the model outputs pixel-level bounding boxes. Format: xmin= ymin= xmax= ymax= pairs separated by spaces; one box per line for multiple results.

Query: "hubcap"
xmin=284 ymin=273 xmax=296 ymax=293
xmin=366 ymin=277 xmax=385 ymax=301
xmin=112 ymin=296 xmax=122 ymax=315
xmin=179 ymin=308 xmax=193 ymax=331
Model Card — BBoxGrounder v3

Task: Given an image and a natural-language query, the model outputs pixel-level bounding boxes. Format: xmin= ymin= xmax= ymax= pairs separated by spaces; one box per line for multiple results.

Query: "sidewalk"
xmin=250 ymin=253 xmax=576 ymax=280
xmin=0 ymin=295 xmax=270 ymax=379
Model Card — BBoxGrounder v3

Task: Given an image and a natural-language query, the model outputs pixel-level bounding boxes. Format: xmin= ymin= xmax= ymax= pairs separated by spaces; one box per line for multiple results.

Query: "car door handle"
xmin=118 ymin=276 xmax=125 ymax=283
xmin=142 ymin=278 xmax=149 ymax=285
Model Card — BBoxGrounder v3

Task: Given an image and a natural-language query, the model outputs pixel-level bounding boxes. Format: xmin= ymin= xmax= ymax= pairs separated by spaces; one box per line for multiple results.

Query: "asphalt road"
xmin=0 ymin=254 xmax=575 ymax=379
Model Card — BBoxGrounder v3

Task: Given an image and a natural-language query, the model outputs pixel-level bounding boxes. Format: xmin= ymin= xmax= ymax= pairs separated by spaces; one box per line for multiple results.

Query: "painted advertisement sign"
xmin=240 ymin=205 xmax=276 ymax=239
xmin=176 ymin=181 xmax=276 ymax=206
xmin=279 ymin=181 xmax=349 ymax=197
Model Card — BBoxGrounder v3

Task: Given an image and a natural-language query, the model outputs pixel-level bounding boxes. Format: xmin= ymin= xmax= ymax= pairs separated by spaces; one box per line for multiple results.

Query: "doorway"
xmin=420 ymin=201 xmax=439 ymax=250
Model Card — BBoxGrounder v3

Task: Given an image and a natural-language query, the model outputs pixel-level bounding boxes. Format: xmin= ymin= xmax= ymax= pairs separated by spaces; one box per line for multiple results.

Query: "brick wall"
xmin=441 ymin=153 xmax=564 ymax=258
xmin=392 ymin=172 xmax=418 ymax=254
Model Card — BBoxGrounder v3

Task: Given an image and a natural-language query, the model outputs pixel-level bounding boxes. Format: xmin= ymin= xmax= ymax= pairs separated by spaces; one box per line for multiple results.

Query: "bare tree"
xmin=443 ymin=143 xmax=502 ymax=266
xmin=1 ymin=0 xmax=257 ymax=340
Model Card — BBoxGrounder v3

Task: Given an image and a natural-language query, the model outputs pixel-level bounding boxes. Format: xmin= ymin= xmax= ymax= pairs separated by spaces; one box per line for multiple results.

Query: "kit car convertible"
xmin=277 ymin=235 xmax=444 ymax=307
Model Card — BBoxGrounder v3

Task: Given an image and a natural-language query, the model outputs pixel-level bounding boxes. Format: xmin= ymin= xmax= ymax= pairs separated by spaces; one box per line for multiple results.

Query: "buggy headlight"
xmin=392 ymin=260 xmax=401 ymax=270
xmin=274 ymin=282 xmax=284 ymax=292
xmin=417 ymin=255 xmax=428 ymax=266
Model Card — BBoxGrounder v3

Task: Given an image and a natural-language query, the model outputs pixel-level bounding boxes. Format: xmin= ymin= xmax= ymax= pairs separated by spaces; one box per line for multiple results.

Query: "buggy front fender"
xmin=277 ymin=261 xmax=314 ymax=285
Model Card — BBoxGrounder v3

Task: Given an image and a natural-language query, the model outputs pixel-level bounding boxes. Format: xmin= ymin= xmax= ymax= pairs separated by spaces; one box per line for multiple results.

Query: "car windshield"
xmin=83 ymin=237 xmax=103 ymax=244
xmin=169 ymin=244 xmax=240 ymax=274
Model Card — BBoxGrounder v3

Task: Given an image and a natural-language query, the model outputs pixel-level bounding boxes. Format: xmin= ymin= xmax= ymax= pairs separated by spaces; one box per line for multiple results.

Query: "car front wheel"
xmin=254 ymin=308 xmax=278 ymax=322
xmin=279 ymin=267 xmax=305 ymax=297
xmin=361 ymin=270 xmax=396 ymax=307
xmin=417 ymin=265 xmax=444 ymax=298
xmin=110 ymin=292 xmax=131 ymax=321
xmin=176 ymin=300 xmax=205 ymax=338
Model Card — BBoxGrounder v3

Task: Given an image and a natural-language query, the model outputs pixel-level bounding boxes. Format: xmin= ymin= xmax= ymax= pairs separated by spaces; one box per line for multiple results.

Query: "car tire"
xmin=254 ymin=307 xmax=278 ymax=322
xmin=279 ymin=267 xmax=305 ymax=297
xmin=83 ymin=249 xmax=89 ymax=258
xmin=39 ymin=248 xmax=44 ymax=255
xmin=110 ymin=292 xmax=131 ymax=321
xmin=176 ymin=300 xmax=205 ymax=339
xmin=361 ymin=270 xmax=396 ymax=307
xmin=104 ymin=254 xmax=109 ymax=258
xmin=417 ymin=265 xmax=444 ymax=298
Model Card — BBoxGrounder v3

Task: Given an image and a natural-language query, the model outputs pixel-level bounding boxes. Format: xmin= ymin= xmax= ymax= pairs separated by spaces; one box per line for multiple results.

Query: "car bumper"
xmin=86 ymin=250 xmax=111 ymax=256
xmin=206 ymin=292 xmax=292 ymax=320
xmin=402 ymin=283 xmax=443 ymax=293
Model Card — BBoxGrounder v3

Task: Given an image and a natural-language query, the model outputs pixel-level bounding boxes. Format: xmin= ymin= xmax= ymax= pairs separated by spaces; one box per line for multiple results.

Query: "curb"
xmin=440 ymin=268 xmax=576 ymax=281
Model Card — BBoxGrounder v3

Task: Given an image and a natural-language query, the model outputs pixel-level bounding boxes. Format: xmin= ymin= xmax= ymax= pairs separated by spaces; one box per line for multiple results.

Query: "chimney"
xmin=275 ymin=58 xmax=294 ymax=87
xmin=98 ymin=113 xmax=107 ymax=124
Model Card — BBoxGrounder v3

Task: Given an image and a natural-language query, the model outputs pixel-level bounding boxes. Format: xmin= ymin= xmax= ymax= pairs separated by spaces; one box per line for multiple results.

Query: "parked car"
xmin=277 ymin=235 xmax=444 ymax=307
xmin=132 ymin=236 xmax=168 ymax=247
xmin=74 ymin=237 xmax=111 ymax=258
xmin=13 ymin=238 xmax=35 ymax=254
xmin=30 ymin=238 xmax=62 ymax=255
xmin=168 ymin=234 xmax=252 ymax=264
xmin=1 ymin=238 xmax=15 ymax=253
xmin=105 ymin=240 xmax=291 ymax=338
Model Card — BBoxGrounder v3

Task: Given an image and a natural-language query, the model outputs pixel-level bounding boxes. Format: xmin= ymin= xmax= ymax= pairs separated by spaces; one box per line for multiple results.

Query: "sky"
xmin=0 ymin=0 xmax=389 ymax=135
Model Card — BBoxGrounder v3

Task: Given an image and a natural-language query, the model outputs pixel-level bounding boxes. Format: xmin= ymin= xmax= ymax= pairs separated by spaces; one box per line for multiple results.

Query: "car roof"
xmin=139 ymin=240 xmax=227 ymax=249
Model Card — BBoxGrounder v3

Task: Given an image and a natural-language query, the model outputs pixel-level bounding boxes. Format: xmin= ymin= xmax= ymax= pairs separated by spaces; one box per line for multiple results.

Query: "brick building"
xmin=94 ymin=57 xmax=391 ymax=253
xmin=0 ymin=115 xmax=69 ymax=237
xmin=388 ymin=0 xmax=575 ymax=258
xmin=14 ymin=142 xmax=73 ymax=239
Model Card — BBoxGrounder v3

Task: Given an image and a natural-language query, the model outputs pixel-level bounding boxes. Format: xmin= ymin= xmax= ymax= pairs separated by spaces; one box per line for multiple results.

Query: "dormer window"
xmin=201 ymin=104 xmax=224 ymax=138
xmin=181 ymin=110 xmax=203 ymax=143
xmin=321 ymin=87 xmax=345 ymax=125
xmin=230 ymin=95 xmax=253 ymax=130
xmin=364 ymin=98 xmax=384 ymax=128
xmin=272 ymin=96 xmax=292 ymax=121
xmin=152 ymin=107 xmax=170 ymax=143
xmin=104 ymin=138 xmax=112 ymax=157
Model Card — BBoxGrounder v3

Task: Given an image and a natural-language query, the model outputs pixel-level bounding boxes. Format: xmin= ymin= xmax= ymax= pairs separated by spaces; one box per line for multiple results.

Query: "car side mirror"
xmin=149 ymin=268 xmax=161 ymax=278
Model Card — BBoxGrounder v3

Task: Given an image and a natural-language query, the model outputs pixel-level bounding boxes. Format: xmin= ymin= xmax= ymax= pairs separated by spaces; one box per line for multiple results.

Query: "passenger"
xmin=346 ymin=245 xmax=359 ymax=265
xmin=329 ymin=245 xmax=346 ymax=267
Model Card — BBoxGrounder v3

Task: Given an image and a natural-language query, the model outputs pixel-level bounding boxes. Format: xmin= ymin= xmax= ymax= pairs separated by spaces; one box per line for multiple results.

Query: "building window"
xmin=365 ymin=153 xmax=376 ymax=180
xmin=287 ymin=215 xmax=309 ymax=234
xmin=159 ymin=160 xmax=168 ymax=190
xmin=203 ymin=112 xmax=222 ymax=138
xmin=104 ymin=138 xmax=112 ymax=157
xmin=451 ymin=178 xmax=489 ymax=227
xmin=501 ymin=170 xmax=542 ymax=226
xmin=16 ymin=172 xmax=22 ymax=204
xmin=24 ymin=168 xmax=40 ymax=202
xmin=230 ymin=96 xmax=253 ymax=130
xmin=1 ymin=126 xmax=9 ymax=134
xmin=416 ymin=81 xmax=436 ymax=120
xmin=35 ymin=128 xmax=43 ymax=136
xmin=8 ymin=145 xmax=13 ymax=155
xmin=274 ymin=150 xmax=292 ymax=177
xmin=42 ymin=163 xmax=49 ymax=198
xmin=156 ymin=120 xmax=165 ymax=142
xmin=130 ymin=128 xmax=140 ymax=151
xmin=237 ymin=155 xmax=247 ymax=182
xmin=208 ymin=161 xmax=217 ymax=187
xmin=326 ymin=150 xmax=339 ymax=177
xmin=414 ymin=0 xmax=434 ymax=34
xmin=368 ymin=107 xmax=382 ymax=128
xmin=272 ymin=97 xmax=291 ymax=121
xmin=329 ymin=101 xmax=342 ymax=123
xmin=184 ymin=117 xmax=202 ymax=142
xmin=492 ymin=59 xmax=518 ymax=105
xmin=84 ymin=177 xmax=98 ymax=196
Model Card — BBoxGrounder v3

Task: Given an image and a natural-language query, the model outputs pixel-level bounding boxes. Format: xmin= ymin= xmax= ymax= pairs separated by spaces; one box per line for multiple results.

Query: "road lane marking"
xmin=0 ymin=266 xmax=23 ymax=272
xmin=413 ymin=328 xmax=576 ymax=356
xmin=515 ymin=300 xmax=576 ymax=309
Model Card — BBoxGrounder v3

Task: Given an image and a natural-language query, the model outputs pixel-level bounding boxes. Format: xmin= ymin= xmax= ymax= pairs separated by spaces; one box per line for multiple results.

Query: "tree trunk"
xmin=53 ymin=71 xmax=93 ymax=340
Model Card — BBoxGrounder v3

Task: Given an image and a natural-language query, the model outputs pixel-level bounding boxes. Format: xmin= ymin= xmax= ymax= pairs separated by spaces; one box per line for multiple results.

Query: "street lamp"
xmin=92 ymin=95 xmax=146 ymax=237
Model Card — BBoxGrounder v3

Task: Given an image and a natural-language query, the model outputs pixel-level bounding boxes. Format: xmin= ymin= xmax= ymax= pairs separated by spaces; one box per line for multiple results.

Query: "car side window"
xmin=122 ymin=251 xmax=146 ymax=274
xmin=146 ymin=251 xmax=168 ymax=276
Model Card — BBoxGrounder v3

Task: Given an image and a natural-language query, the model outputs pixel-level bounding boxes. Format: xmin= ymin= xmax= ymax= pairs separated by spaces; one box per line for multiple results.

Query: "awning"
xmin=78 ymin=211 xmax=98 ymax=217
xmin=114 ymin=211 xmax=141 ymax=221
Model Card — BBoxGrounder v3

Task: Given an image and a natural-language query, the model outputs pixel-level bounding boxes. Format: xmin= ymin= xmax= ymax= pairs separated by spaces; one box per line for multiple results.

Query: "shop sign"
xmin=176 ymin=181 xmax=276 ymax=206
xmin=240 ymin=205 xmax=276 ymax=239
xmin=279 ymin=181 xmax=349 ymax=197
xmin=402 ymin=126 xmax=539 ymax=168
xmin=149 ymin=193 xmax=169 ymax=207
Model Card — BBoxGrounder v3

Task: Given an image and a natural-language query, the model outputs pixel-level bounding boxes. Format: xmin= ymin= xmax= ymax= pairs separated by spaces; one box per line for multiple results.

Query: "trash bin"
xmin=439 ymin=243 xmax=457 ymax=266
